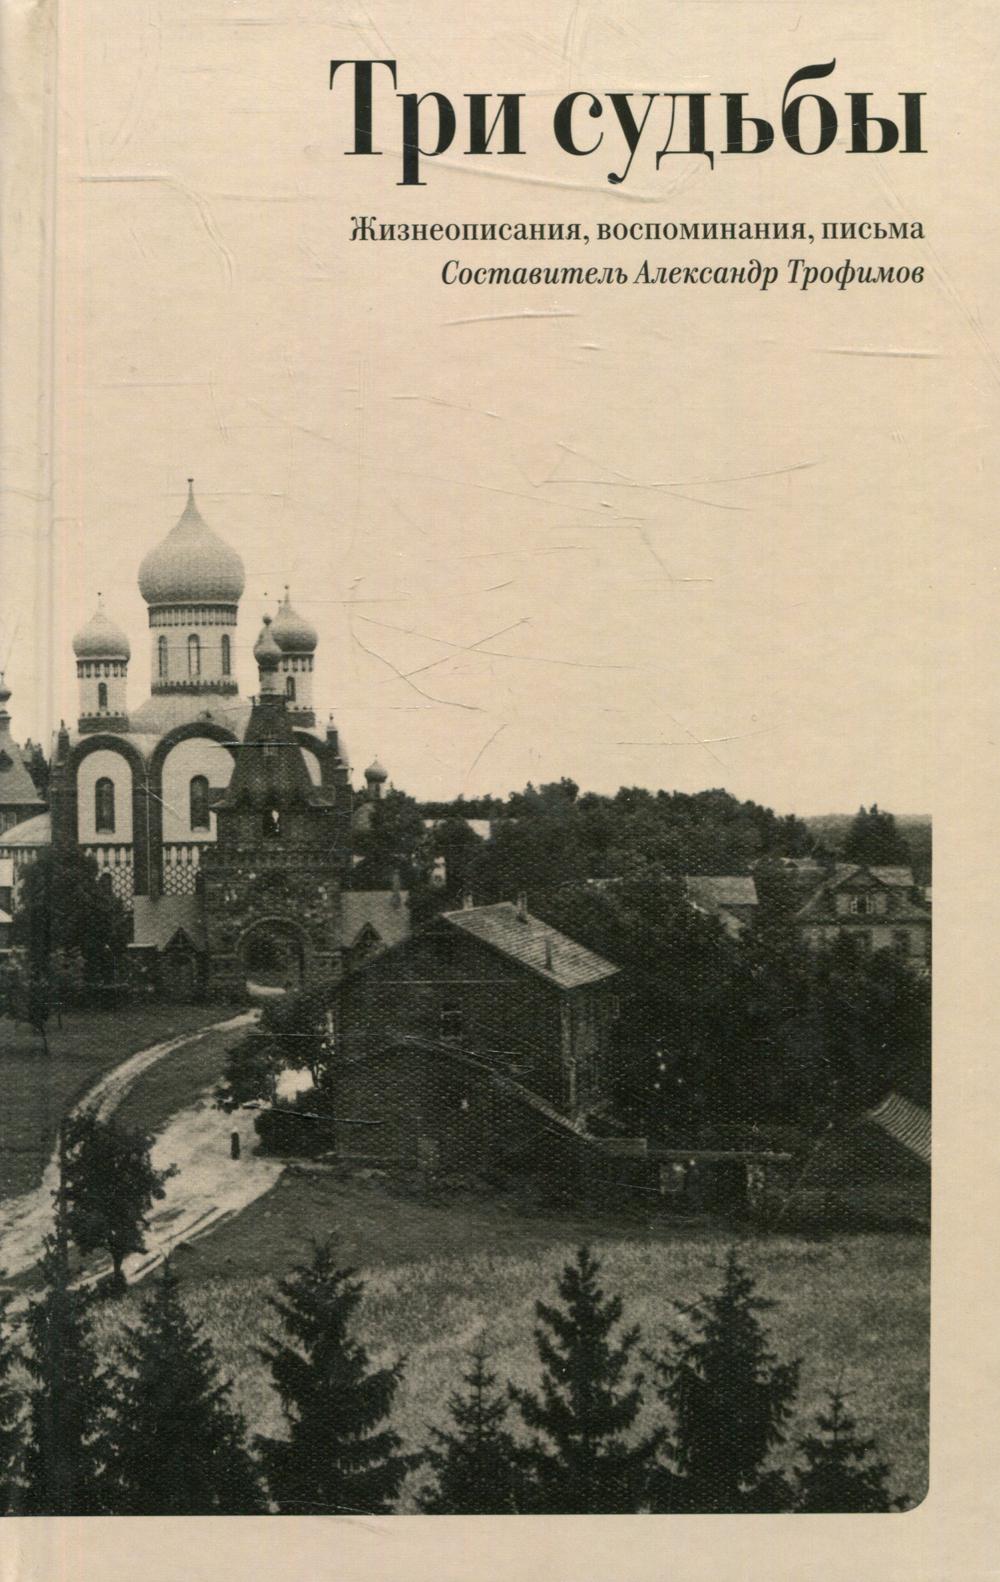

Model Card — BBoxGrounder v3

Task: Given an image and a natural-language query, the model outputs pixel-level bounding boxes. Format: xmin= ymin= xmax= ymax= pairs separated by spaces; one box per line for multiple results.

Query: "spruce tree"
xmin=258 ymin=1241 xmax=410 ymax=1515
xmin=509 ymin=1245 xmax=665 ymax=1514
xmin=794 ymin=1387 xmax=902 ymax=1512
xmin=0 ymin=1289 xmax=25 ymax=1516
xmin=21 ymin=1229 xmax=110 ymax=1515
xmin=653 ymin=1247 xmax=800 ymax=1513
xmin=104 ymin=1260 xmax=265 ymax=1515
xmin=418 ymin=1340 xmax=520 ymax=1514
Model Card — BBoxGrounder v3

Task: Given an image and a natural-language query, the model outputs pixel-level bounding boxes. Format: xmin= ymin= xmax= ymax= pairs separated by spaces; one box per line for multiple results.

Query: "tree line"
xmin=0 ymin=1229 xmax=906 ymax=1517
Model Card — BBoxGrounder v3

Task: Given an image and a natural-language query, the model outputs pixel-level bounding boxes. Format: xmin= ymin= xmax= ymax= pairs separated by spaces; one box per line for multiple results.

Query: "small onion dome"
xmin=253 ymin=614 xmax=282 ymax=671
xmin=364 ymin=758 xmax=388 ymax=785
xmin=138 ymin=480 xmax=245 ymax=607
xmin=73 ymin=596 xmax=131 ymax=661
xmin=272 ymin=586 xmax=318 ymax=654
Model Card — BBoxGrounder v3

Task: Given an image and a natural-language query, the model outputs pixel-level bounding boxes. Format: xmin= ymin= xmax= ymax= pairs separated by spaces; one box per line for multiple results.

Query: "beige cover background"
xmin=0 ymin=0 xmax=996 ymax=1576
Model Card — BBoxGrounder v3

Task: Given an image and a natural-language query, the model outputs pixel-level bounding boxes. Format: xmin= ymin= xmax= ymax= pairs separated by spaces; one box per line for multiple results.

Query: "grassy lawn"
xmin=90 ymin=1171 xmax=929 ymax=1510
xmin=0 ymin=1005 xmax=219 ymax=1200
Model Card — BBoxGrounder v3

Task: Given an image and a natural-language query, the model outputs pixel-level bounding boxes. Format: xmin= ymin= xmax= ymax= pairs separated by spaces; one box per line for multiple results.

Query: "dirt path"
xmin=0 ymin=1011 xmax=284 ymax=1283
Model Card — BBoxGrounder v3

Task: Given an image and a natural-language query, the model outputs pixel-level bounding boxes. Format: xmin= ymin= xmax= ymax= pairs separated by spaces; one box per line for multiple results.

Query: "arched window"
xmin=95 ymin=777 xmax=115 ymax=834
xmin=262 ymin=804 xmax=282 ymax=839
xmin=189 ymin=774 xmax=210 ymax=831
xmin=285 ymin=675 xmax=296 ymax=702
xmin=97 ymin=682 xmax=108 ymax=710
xmin=187 ymin=633 xmax=201 ymax=678
xmin=221 ymin=634 xmax=231 ymax=677
xmin=158 ymin=635 xmax=168 ymax=679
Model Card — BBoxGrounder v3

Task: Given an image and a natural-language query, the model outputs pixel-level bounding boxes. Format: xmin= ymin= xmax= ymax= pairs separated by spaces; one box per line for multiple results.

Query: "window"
xmin=221 ymin=634 xmax=231 ymax=677
xmin=97 ymin=682 xmax=108 ymax=710
xmin=285 ymin=675 xmax=296 ymax=702
xmin=158 ymin=635 xmax=168 ymax=679
xmin=849 ymin=894 xmax=871 ymax=916
xmin=95 ymin=776 xmax=115 ymax=834
xmin=262 ymin=804 xmax=282 ymax=839
xmin=893 ymin=929 xmax=911 ymax=955
xmin=187 ymin=633 xmax=201 ymax=678
xmin=440 ymin=1004 xmax=464 ymax=1039
xmin=189 ymin=774 xmax=210 ymax=831
xmin=610 ymin=993 xmax=621 ymax=1021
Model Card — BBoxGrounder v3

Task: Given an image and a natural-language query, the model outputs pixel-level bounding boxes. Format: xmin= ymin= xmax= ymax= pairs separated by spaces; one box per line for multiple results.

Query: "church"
xmin=0 ymin=483 xmax=409 ymax=997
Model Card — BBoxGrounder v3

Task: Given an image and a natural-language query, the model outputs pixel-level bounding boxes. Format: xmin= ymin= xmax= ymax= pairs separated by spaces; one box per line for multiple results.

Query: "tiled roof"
xmin=867 ymin=1091 xmax=930 ymax=1166
xmin=441 ymin=901 xmax=619 ymax=990
xmin=684 ymin=875 xmax=758 ymax=910
xmin=342 ymin=890 xmax=411 ymax=951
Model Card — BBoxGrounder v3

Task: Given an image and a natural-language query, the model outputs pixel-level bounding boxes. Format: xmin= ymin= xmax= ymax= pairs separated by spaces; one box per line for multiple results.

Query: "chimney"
xmin=516 ymin=891 xmax=528 ymax=921
xmin=391 ymin=867 xmax=402 ymax=909
xmin=462 ymin=890 xmax=474 ymax=910
xmin=544 ymin=935 xmax=553 ymax=970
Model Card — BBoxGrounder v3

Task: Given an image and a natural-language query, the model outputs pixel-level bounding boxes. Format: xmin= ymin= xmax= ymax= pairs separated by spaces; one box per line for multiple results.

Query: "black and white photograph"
xmin=0 ymin=0 xmax=995 ymax=1575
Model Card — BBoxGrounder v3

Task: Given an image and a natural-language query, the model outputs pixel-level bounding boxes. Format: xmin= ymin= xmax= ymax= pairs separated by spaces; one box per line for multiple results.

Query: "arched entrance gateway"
xmin=238 ymin=918 xmax=307 ymax=993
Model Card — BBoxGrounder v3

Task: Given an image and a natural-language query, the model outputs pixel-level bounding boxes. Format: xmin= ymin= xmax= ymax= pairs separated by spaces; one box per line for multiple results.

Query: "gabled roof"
xmin=831 ymin=863 xmax=914 ymax=889
xmin=684 ymin=875 xmax=758 ymax=910
xmin=0 ymin=812 xmax=51 ymax=849
xmin=342 ymin=890 xmax=411 ymax=952
xmin=0 ymin=740 xmax=44 ymax=812
xmin=795 ymin=862 xmax=930 ymax=923
xmin=440 ymin=901 xmax=619 ymax=990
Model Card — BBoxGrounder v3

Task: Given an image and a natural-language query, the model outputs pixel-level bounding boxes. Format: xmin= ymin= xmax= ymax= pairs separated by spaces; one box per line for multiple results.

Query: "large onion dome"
xmin=364 ymin=758 xmax=388 ymax=785
xmin=271 ymin=586 xmax=318 ymax=653
xmin=138 ymin=481 xmax=245 ymax=607
xmin=72 ymin=596 xmax=131 ymax=661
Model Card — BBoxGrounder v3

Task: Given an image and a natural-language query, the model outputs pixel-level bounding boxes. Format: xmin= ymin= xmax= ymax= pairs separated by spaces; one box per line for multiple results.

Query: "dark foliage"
xmin=794 ymin=1387 xmax=904 ymax=1512
xmin=258 ymin=986 xmax=334 ymax=1099
xmin=61 ymin=1111 xmax=176 ymax=1294
xmin=417 ymin=1340 xmax=521 ymax=1513
xmin=11 ymin=846 xmax=130 ymax=1001
xmin=843 ymin=804 xmax=912 ymax=868
xmin=0 ymin=1290 xmax=25 ymax=1515
xmin=215 ymin=1028 xmax=281 ymax=1109
xmin=351 ymin=787 xmax=427 ymax=890
xmin=21 ymin=1229 xmax=111 ymax=1515
xmin=4 ymin=959 xmax=52 ymax=1053
xmin=104 ymin=1261 xmax=265 ymax=1514
xmin=509 ymin=1246 xmax=665 ymax=1514
xmin=258 ymin=1241 xmax=410 ymax=1515
xmin=652 ymin=1248 xmax=800 ymax=1512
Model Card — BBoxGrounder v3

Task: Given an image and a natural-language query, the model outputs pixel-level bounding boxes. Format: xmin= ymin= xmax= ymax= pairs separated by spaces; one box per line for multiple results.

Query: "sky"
xmin=3 ymin=0 xmax=993 ymax=816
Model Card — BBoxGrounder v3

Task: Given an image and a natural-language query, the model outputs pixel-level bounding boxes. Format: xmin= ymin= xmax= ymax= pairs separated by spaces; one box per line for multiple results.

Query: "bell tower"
xmin=199 ymin=616 xmax=351 ymax=998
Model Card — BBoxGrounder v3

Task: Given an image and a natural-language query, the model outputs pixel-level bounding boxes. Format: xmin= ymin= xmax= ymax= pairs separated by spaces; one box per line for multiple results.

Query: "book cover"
xmin=0 ymin=0 xmax=995 ymax=1577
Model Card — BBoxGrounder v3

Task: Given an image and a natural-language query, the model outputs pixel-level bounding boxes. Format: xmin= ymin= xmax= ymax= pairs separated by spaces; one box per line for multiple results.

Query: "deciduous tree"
xmin=61 ymin=1112 xmax=176 ymax=1295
